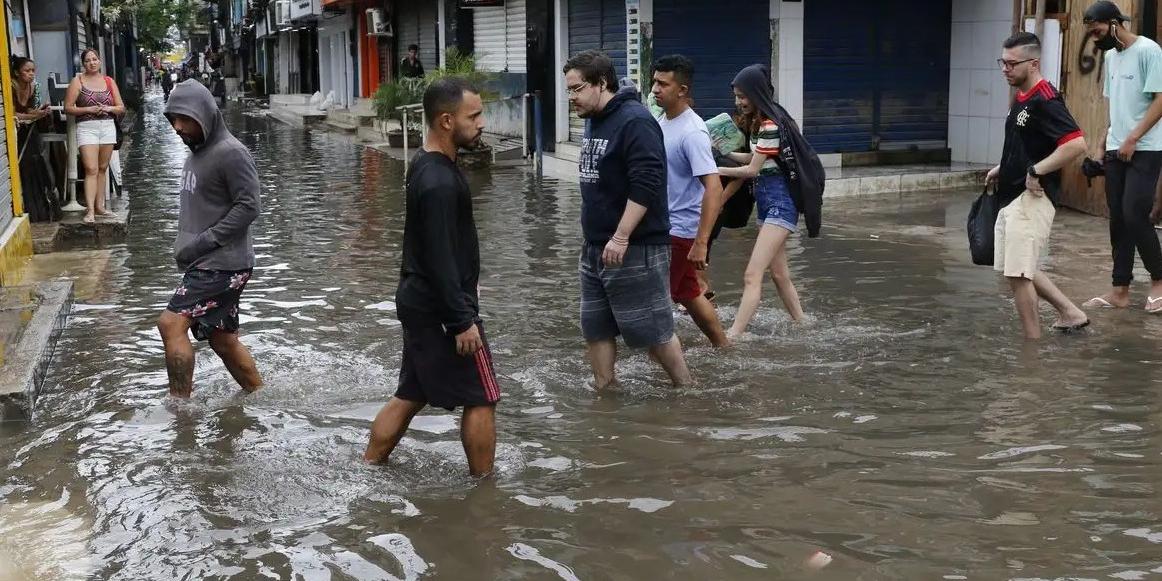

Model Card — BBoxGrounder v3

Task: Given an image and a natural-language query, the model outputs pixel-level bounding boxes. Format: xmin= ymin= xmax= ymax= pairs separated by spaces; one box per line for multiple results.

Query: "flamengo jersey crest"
xmin=1016 ymin=108 xmax=1030 ymax=127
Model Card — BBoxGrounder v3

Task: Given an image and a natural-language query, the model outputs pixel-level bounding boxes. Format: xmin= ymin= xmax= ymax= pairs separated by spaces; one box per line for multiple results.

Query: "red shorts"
xmin=669 ymin=236 xmax=702 ymax=303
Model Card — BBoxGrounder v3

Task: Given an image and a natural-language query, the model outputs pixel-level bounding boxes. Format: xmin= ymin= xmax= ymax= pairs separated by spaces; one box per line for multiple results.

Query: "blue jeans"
xmin=754 ymin=174 xmax=799 ymax=233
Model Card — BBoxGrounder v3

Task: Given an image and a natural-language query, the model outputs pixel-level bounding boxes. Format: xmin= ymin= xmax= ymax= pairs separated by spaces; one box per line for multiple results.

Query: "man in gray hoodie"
xmin=157 ymin=80 xmax=262 ymax=398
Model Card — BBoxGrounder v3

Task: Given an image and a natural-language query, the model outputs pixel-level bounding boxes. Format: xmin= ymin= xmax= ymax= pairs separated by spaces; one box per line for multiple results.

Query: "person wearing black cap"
xmin=1082 ymin=0 xmax=1162 ymax=313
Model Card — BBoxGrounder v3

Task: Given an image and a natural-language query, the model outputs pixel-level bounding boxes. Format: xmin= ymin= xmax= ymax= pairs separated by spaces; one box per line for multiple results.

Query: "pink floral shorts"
xmin=166 ymin=268 xmax=253 ymax=341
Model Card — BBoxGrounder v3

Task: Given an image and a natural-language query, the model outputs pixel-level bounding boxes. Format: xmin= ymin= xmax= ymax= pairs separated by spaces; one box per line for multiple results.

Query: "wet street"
xmin=2 ymin=90 xmax=1162 ymax=580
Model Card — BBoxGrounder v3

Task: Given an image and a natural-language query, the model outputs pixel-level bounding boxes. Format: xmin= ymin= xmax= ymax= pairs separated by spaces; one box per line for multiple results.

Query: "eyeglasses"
xmin=566 ymin=82 xmax=590 ymax=96
xmin=997 ymin=58 xmax=1036 ymax=70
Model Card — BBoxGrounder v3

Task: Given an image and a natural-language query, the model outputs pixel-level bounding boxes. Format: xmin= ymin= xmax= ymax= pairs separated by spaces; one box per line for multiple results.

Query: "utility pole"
xmin=1034 ymin=0 xmax=1047 ymax=39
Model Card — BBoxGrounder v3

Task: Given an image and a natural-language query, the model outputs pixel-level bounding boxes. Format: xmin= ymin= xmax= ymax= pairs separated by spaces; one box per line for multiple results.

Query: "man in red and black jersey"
xmin=986 ymin=32 xmax=1090 ymax=339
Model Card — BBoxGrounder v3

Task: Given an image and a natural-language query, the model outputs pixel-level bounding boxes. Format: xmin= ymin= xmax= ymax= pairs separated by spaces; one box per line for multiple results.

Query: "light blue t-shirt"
xmin=1104 ymin=36 xmax=1162 ymax=151
xmin=657 ymin=108 xmax=718 ymax=239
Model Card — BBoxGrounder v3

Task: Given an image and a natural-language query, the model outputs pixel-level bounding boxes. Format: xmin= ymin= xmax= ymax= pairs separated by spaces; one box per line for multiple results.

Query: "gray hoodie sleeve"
xmin=205 ymin=148 xmax=261 ymax=246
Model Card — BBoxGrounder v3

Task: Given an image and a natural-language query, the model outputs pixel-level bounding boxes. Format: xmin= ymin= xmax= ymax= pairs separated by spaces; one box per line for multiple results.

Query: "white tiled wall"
xmin=949 ymin=0 xmax=1013 ymax=164
xmin=773 ymin=1 xmax=805 ymax=124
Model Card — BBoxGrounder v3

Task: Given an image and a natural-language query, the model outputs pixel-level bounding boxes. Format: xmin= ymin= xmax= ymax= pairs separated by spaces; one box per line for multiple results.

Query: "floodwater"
xmin=2 ymin=90 xmax=1161 ymax=580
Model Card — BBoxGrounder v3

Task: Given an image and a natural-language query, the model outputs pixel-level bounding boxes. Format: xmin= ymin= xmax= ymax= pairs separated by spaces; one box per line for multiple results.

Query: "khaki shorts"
xmin=994 ymin=191 xmax=1056 ymax=280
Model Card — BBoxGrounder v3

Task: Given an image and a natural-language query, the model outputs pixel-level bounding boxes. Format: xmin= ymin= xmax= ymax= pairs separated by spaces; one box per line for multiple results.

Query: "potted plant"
xmin=426 ymin=49 xmax=496 ymax=168
xmin=373 ymin=80 xmax=423 ymax=146
xmin=456 ymin=136 xmax=493 ymax=169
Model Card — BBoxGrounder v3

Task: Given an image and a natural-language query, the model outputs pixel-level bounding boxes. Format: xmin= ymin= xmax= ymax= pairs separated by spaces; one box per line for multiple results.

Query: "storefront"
xmin=472 ymin=0 xmax=526 ymax=73
xmin=395 ymin=0 xmax=438 ymax=75
xmin=280 ymin=0 xmax=320 ymax=95
xmin=0 ymin=5 xmax=31 ymax=284
xmin=356 ymin=0 xmax=391 ymax=98
xmin=318 ymin=4 xmax=355 ymax=108
xmin=565 ymin=0 xmax=625 ymax=142
xmin=803 ymin=0 xmax=952 ymax=153
xmin=651 ymin=0 xmax=770 ymax=119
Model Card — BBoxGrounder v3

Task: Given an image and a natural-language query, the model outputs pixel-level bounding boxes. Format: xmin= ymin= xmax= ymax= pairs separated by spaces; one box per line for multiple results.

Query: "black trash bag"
xmin=967 ymin=184 xmax=1000 ymax=266
xmin=714 ymin=152 xmax=755 ymax=230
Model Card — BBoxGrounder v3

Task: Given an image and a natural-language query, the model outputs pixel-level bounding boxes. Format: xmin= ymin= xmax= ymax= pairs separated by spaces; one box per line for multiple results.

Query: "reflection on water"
xmin=2 ymin=90 xmax=1161 ymax=579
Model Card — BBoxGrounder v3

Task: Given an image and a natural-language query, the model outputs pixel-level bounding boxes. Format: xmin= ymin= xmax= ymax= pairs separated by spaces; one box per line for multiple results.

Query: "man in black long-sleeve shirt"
xmin=364 ymin=78 xmax=498 ymax=477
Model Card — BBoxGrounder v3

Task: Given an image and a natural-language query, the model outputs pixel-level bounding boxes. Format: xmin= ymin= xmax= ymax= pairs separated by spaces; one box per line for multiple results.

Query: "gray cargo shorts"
xmin=578 ymin=242 xmax=675 ymax=348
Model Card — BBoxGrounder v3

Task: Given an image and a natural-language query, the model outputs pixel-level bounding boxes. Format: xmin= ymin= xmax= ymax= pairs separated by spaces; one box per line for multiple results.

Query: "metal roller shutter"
xmin=875 ymin=0 xmax=951 ymax=149
xmin=651 ymin=0 xmax=770 ymax=120
xmin=804 ymin=0 xmax=874 ymax=152
xmin=397 ymin=1 xmax=438 ymax=74
xmin=0 ymin=116 xmax=11 ymax=234
xmin=567 ymin=0 xmax=626 ymax=142
xmin=75 ymin=14 xmax=90 ymax=53
xmin=804 ymin=0 xmax=950 ymax=153
xmin=473 ymin=0 xmax=527 ymax=73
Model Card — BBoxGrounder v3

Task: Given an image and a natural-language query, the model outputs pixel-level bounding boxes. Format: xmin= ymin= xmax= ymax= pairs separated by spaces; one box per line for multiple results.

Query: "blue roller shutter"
xmin=567 ymin=0 xmax=626 ymax=141
xmin=568 ymin=0 xmax=626 ymax=75
xmin=876 ymin=0 xmax=951 ymax=149
xmin=652 ymin=0 xmax=770 ymax=120
xmin=805 ymin=0 xmax=950 ymax=153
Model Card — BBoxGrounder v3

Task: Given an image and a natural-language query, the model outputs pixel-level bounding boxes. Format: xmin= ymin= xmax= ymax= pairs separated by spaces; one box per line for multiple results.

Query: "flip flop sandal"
xmin=1147 ymin=296 xmax=1162 ymax=314
xmin=82 ymin=215 xmax=95 ymax=224
xmin=1083 ymin=296 xmax=1116 ymax=308
xmin=1052 ymin=319 xmax=1091 ymax=332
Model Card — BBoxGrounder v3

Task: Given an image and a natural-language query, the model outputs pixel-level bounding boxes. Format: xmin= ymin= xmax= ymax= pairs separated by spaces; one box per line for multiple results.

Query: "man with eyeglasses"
xmin=1081 ymin=1 xmax=1162 ymax=313
xmin=986 ymin=32 xmax=1089 ymax=339
xmin=562 ymin=50 xmax=692 ymax=389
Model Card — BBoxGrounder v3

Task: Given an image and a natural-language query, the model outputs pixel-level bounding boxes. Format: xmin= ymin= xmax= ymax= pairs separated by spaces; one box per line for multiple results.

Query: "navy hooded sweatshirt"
xmin=578 ymin=85 xmax=670 ymax=246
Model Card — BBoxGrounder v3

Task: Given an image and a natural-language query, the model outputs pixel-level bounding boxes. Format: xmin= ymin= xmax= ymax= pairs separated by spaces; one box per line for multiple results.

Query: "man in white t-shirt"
xmin=651 ymin=54 xmax=729 ymax=347
xmin=1083 ymin=1 xmax=1162 ymax=313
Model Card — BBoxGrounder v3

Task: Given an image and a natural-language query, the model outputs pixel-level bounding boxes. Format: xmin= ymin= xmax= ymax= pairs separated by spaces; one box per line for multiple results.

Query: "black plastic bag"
xmin=714 ymin=152 xmax=755 ymax=230
xmin=967 ymin=184 xmax=999 ymax=266
xmin=113 ymin=115 xmax=124 ymax=150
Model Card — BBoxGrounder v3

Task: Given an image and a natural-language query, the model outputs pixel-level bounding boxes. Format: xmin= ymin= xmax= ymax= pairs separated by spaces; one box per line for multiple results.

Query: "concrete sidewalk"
xmin=32 ymin=192 xmax=131 ymax=254
xmin=0 ymin=249 xmax=118 ymax=419
xmin=0 ymin=281 xmax=72 ymax=420
xmin=543 ymin=142 xmax=988 ymax=196
xmin=266 ymin=94 xmax=328 ymax=128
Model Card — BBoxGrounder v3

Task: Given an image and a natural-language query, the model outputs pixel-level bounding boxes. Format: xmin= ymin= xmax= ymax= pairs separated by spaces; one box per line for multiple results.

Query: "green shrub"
xmin=372 ymin=79 xmax=425 ymax=134
xmin=424 ymin=48 xmax=498 ymax=100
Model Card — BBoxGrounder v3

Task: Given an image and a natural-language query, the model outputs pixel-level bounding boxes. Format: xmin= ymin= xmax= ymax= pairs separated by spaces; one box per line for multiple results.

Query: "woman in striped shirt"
xmin=717 ymin=67 xmax=805 ymax=338
xmin=64 ymin=48 xmax=125 ymax=224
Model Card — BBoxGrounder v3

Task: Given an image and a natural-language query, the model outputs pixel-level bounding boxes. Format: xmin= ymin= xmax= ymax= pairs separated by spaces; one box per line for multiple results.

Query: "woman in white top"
xmin=64 ymin=48 xmax=125 ymax=223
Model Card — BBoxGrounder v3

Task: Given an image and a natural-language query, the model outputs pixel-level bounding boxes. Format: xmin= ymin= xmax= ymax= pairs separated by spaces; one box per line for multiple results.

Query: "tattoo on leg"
xmin=166 ymin=353 xmax=194 ymax=396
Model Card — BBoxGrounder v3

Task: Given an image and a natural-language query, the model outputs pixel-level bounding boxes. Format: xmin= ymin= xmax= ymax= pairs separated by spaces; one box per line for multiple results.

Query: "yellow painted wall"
xmin=0 ymin=1 xmax=33 ymax=286
xmin=0 ymin=216 xmax=32 ymax=286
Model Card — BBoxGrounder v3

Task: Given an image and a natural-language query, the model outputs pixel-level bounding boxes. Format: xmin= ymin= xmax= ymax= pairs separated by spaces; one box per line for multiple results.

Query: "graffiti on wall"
xmin=1077 ymin=34 xmax=1105 ymax=85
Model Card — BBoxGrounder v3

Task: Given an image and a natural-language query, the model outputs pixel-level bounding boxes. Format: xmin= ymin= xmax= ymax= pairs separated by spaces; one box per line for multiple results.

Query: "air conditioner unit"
xmin=276 ymin=0 xmax=291 ymax=28
xmin=366 ymin=8 xmax=392 ymax=37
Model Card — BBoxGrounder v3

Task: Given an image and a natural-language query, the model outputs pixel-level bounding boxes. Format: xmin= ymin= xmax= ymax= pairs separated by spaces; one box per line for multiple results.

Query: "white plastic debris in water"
xmin=805 ymin=551 xmax=833 ymax=570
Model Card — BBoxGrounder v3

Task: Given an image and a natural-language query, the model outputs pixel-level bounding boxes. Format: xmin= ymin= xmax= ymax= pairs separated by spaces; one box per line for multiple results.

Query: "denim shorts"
xmin=579 ymin=242 xmax=675 ymax=348
xmin=755 ymin=174 xmax=799 ymax=232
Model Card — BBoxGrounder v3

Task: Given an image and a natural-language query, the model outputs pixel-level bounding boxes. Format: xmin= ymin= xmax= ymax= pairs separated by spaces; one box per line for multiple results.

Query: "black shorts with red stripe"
xmin=394 ymin=319 xmax=501 ymax=411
